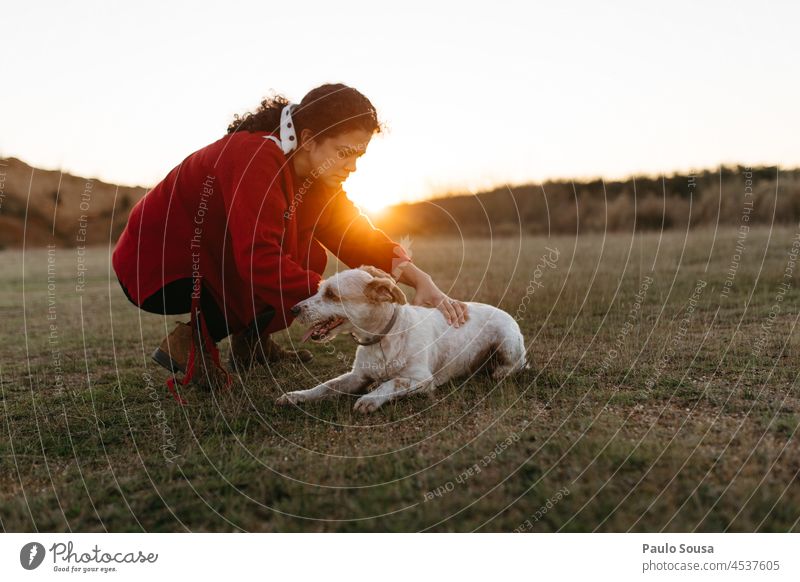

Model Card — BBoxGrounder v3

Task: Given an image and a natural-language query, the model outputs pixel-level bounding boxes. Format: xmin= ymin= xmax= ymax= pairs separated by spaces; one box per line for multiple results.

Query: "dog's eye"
xmin=324 ymin=288 xmax=339 ymax=301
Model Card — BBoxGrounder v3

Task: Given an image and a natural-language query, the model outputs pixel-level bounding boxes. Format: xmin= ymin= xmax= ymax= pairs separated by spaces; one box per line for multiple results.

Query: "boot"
xmin=229 ymin=329 xmax=313 ymax=372
xmin=152 ymin=321 xmax=229 ymax=391
xmin=152 ymin=322 xmax=193 ymax=374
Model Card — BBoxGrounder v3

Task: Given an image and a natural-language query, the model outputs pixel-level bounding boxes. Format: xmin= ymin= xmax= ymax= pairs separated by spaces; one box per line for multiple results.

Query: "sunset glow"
xmin=2 ymin=1 xmax=799 ymax=209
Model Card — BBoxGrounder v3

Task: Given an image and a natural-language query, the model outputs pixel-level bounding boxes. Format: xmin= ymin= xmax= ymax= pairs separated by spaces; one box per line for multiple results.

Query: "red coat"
xmin=113 ymin=130 xmax=409 ymax=336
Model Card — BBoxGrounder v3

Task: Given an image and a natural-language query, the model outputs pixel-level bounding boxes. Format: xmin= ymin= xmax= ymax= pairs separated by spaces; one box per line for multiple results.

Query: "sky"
xmin=2 ymin=0 xmax=799 ymax=213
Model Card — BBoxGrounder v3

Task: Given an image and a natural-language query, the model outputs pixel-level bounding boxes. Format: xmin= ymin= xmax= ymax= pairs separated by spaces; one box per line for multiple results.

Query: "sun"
xmin=351 ymin=195 xmax=389 ymax=216
xmin=344 ymin=178 xmax=394 ymax=216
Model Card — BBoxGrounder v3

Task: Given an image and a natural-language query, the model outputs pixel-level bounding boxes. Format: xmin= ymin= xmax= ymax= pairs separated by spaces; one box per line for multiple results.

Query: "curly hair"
xmin=226 ymin=83 xmax=382 ymax=142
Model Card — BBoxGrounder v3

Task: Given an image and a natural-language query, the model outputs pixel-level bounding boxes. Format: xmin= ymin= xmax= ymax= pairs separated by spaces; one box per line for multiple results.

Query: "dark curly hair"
xmin=226 ymin=83 xmax=382 ymax=143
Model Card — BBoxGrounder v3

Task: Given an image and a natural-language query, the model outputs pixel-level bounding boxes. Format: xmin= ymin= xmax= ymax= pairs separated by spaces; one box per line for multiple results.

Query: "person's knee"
xmin=118 ymin=278 xmax=138 ymax=306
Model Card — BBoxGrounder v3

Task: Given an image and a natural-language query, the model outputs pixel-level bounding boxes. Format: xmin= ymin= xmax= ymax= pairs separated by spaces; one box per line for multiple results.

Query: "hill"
xmin=0 ymin=157 xmax=147 ymax=248
xmin=373 ymin=166 xmax=800 ymax=238
xmin=2 ymin=157 xmax=799 ymax=248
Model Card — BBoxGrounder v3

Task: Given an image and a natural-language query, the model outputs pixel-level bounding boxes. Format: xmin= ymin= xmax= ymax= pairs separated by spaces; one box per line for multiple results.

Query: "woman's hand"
xmin=395 ymin=260 xmax=469 ymax=326
xmin=407 ymin=273 xmax=469 ymax=327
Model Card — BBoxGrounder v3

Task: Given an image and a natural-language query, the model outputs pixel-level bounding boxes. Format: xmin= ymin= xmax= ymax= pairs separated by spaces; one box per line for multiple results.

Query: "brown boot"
xmin=152 ymin=321 xmax=230 ymax=391
xmin=229 ymin=329 xmax=313 ymax=372
xmin=152 ymin=322 xmax=193 ymax=374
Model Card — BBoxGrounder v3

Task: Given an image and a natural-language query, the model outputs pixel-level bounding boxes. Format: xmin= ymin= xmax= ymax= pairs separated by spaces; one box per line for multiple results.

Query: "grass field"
xmin=1 ymin=225 xmax=799 ymax=532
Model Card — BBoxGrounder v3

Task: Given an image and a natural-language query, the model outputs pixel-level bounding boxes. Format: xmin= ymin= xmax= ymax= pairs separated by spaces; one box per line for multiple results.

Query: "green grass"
xmin=1 ymin=226 xmax=799 ymax=531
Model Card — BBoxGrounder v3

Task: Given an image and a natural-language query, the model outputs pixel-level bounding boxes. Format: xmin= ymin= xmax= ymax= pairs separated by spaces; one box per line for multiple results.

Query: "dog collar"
xmin=352 ymin=306 xmax=399 ymax=346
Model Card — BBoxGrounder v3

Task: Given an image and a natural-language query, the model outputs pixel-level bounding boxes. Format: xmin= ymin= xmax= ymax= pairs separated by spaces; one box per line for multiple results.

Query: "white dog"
xmin=276 ymin=266 xmax=527 ymax=413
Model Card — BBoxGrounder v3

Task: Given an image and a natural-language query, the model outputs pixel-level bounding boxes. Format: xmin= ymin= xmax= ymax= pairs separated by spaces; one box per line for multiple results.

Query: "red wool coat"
xmin=112 ymin=130 xmax=409 ymax=337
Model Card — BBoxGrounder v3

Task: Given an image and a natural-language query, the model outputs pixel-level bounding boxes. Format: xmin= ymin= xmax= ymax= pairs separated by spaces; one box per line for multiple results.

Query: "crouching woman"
xmin=112 ymin=83 xmax=467 ymax=403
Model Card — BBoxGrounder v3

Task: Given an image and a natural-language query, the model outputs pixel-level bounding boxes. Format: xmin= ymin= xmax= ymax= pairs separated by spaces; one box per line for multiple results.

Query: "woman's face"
xmin=300 ymin=128 xmax=372 ymax=189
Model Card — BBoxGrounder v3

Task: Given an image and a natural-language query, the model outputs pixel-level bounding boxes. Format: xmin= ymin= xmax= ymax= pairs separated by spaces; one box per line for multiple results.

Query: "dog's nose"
xmin=290 ymin=304 xmax=301 ymax=316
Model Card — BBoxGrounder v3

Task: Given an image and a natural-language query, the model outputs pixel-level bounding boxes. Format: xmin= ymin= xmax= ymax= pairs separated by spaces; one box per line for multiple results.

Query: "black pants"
xmin=118 ymin=278 xmax=274 ymax=343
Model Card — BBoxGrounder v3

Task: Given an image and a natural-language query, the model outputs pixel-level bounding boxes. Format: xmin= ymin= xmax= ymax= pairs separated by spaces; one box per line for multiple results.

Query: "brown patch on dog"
xmin=323 ymin=286 xmax=340 ymax=302
xmin=359 ymin=265 xmax=393 ymax=279
xmin=364 ymin=277 xmax=407 ymax=304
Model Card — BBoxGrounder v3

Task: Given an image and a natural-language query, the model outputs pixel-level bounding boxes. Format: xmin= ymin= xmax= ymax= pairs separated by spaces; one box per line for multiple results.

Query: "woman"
xmin=113 ymin=83 xmax=468 ymax=403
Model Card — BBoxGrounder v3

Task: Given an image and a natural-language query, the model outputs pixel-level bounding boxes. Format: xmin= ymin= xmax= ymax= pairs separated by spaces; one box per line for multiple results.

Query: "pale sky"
xmin=3 ymin=0 xmax=799 ymax=212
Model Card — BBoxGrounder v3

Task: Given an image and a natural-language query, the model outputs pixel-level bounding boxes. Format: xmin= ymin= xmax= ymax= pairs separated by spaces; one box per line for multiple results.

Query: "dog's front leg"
xmin=353 ymin=376 xmax=433 ymax=414
xmin=276 ymin=372 xmax=372 ymax=406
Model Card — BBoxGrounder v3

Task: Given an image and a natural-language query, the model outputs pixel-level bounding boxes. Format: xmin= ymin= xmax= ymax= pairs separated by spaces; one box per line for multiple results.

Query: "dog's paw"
xmin=276 ymin=392 xmax=303 ymax=406
xmin=353 ymin=395 xmax=383 ymax=414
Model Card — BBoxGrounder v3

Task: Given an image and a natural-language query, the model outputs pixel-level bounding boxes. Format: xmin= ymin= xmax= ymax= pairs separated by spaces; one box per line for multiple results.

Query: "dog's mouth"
xmin=302 ymin=316 xmax=347 ymax=342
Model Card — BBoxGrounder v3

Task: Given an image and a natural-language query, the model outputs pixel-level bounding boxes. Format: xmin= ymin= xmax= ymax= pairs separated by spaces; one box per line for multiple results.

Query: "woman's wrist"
xmin=396 ymin=262 xmax=432 ymax=289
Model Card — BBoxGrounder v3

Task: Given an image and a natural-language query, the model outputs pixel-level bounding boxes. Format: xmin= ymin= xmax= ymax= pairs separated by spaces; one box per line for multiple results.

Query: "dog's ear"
xmin=358 ymin=265 xmax=392 ymax=280
xmin=365 ymin=277 xmax=407 ymax=305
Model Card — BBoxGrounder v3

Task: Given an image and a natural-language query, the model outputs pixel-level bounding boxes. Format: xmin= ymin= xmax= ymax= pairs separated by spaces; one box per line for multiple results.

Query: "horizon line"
xmin=1 ymin=153 xmax=795 ymax=209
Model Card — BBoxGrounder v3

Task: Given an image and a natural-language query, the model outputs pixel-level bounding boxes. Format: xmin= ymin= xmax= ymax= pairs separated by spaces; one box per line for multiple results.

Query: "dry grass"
xmin=1 ymin=225 xmax=799 ymax=531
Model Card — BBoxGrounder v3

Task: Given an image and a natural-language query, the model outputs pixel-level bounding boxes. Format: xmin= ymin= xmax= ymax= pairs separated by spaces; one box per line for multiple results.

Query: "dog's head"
xmin=291 ymin=266 xmax=407 ymax=342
